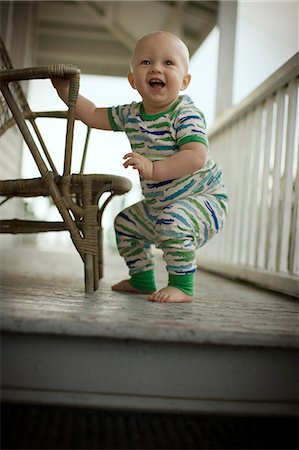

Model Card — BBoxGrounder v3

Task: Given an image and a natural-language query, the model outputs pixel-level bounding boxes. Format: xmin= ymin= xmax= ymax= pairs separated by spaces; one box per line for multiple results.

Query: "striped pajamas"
xmin=109 ymin=95 xmax=228 ymax=276
xmin=114 ymin=170 xmax=227 ymax=276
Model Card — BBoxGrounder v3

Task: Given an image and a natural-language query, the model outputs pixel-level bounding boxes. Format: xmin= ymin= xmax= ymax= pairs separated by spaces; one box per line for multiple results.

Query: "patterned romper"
xmin=108 ymin=95 xmax=228 ymax=281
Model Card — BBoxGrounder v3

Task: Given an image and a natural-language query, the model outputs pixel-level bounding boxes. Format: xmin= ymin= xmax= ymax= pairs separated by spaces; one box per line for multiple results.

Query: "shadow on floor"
xmin=1 ymin=402 xmax=297 ymax=450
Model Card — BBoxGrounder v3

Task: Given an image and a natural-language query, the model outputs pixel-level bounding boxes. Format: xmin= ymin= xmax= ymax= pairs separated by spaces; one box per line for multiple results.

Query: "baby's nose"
xmin=151 ymin=62 xmax=163 ymax=72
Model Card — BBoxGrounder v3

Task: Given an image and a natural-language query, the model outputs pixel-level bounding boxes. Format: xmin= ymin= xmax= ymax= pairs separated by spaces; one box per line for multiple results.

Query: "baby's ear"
xmin=127 ymin=72 xmax=136 ymax=89
xmin=181 ymin=73 xmax=191 ymax=91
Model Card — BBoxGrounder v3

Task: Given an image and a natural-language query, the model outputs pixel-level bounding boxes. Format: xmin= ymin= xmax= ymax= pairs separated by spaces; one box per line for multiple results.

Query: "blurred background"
xmin=1 ymin=0 xmax=298 ymax=251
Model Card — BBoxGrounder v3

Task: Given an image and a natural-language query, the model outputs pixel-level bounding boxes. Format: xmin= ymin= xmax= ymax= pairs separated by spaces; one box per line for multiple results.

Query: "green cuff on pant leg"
xmin=129 ymin=270 xmax=156 ymax=293
xmin=168 ymin=273 xmax=194 ymax=296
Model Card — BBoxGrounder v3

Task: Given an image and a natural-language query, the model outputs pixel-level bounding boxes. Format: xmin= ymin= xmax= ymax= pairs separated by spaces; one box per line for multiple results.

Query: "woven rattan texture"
xmin=0 ymin=39 xmax=29 ymax=135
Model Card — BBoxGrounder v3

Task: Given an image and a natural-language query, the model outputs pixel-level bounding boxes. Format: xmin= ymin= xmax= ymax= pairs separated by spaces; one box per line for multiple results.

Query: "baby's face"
xmin=128 ymin=32 xmax=191 ymax=115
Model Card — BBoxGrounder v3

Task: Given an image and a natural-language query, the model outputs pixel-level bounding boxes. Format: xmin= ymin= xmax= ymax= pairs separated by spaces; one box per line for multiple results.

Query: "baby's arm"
xmin=52 ymin=78 xmax=111 ymax=130
xmin=123 ymin=141 xmax=207 ymax=180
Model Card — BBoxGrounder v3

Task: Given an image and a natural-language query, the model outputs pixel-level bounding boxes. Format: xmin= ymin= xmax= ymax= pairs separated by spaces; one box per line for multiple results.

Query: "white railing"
xmin=198 ymin=53 xmax=299 ymax=298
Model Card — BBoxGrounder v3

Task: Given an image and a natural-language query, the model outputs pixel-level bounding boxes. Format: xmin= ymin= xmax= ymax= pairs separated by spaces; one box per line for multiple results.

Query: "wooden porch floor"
xmin=1 ymin=244 xmax=298 ymax=416
xmin=1 ymin=244 xmax=298 ymax=347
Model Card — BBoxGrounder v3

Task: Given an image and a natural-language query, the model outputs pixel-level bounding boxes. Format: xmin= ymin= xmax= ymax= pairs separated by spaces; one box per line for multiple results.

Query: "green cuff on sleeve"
xmin=178 ymin=135 xmax=208 ymax=148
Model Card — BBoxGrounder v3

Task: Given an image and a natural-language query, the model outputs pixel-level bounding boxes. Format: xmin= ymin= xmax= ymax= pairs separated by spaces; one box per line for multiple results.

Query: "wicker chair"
xmin=0 ymin=38 xmax=132 ymax=292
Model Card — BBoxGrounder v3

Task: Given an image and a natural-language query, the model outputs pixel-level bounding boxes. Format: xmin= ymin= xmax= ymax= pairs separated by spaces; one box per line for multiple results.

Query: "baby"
xmin=53 ymin=31 xmax=228 ymax=303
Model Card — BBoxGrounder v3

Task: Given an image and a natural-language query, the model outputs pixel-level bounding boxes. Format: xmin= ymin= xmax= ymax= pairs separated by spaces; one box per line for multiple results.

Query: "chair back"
xmin=0 ymin=38 xmax=30 ymax=136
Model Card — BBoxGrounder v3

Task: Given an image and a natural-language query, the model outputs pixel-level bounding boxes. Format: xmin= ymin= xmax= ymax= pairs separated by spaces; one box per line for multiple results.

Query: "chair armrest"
xmin=31 ymin=111 xmax=69 ymax=119
xmin=0 ymin=64 xmax=80 ymax=108
xmin=0 ymin=64 xmax=80 ymax=83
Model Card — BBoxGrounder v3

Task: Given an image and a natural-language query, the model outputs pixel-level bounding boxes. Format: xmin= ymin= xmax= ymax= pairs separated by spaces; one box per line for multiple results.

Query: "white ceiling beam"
xmin=101 ymin=2 xmax=136 ymax=52
xmin=73 ymin=1 xmax=106 ymax=25
xmin=161 ymin=1 xmax=191 ymax=40
xmin=185 ymin=3 xmax=217 ymax=22
xmin=38 ymin=26 xmax=115 ymax=43
xmin=38 ymin=50 xmax=129 ymax=67
xmin=74 ymin=1 xmax=135 ymax=52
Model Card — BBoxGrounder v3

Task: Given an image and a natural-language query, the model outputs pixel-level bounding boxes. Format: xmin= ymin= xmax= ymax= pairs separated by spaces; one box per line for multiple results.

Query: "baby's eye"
xmin=141 ymin=60 xmax=150 ymax=65
xmin=165 ymin=60 xmax=174 ymax=66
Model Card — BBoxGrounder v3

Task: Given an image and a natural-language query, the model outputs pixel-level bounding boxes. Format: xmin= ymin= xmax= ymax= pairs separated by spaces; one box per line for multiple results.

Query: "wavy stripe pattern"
xmin=115 ymin=194 xmax=228 ymax=275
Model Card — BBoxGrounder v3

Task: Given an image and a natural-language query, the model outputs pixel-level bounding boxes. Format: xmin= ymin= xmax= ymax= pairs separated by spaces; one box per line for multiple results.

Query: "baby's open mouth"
xmin=149 ymin=78 xmax=165 ymax=88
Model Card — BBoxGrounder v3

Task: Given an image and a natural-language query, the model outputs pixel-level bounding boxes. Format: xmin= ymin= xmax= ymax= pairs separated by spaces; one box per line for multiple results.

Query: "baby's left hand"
xmin=123 ymin=152 xmax=154 ymax=179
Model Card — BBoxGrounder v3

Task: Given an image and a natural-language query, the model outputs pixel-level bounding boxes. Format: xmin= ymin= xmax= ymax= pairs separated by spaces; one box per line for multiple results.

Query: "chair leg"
xmin=93 ymin=254 xmax=99 ymax=290
xmin=81 ymin=183 xmax=99 ymax=291
xmin=84 ymin=252 xmax=99 ymax=292
xmin=98 ymin=226 xmax=103 ymax=279
xmin=84 ymin=253 xmax=95 ymax=293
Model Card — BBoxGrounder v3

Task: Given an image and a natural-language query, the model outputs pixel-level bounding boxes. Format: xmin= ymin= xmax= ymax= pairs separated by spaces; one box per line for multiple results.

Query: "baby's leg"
xmin=150 ymin=196 xmax=226 ymax=303
xmin=149 ymin=201 xmax=196 ymax=302
xmin=112 ymin=271 xmax=156 ymax=294
xmin=113 ymin=201 xmax=157 ymax=293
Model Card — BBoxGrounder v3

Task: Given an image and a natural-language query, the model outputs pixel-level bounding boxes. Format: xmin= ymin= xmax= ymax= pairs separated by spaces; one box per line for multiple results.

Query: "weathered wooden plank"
xmin=200 ymin=259 xmax=299 ymax=299
xmin=1 ymin=247 xmax=298 ymax=347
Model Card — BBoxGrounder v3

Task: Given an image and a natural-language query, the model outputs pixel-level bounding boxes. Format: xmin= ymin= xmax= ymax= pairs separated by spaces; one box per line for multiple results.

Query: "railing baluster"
xmin=289 ymin=152 xmax=299 ymax=275
xmin=278 ymin=82 xmax=298 ymax=273
xmin=219 ymin=129 xmax=230 ymax=262
xmin=248 ymin=106 xmax=264 ymax=267
xmin=291 ymin=85 xmax=299 ymax=275
xmin=250 ymin=104 xmax=266 ymax=267
xmin=257 ymin=98 xmax=274 ymax=269
xmin=239 ymin=112 xmax=254 ymax=265
xmin=232 ymin=118 xmax=247 ymax=264
xmin=288 ymin=82 xmax=299 ymax=276
xmin=267 ymin=89 xmax=286 ymax=271
xmin=227 ymin=123 xmax=239 ymax=264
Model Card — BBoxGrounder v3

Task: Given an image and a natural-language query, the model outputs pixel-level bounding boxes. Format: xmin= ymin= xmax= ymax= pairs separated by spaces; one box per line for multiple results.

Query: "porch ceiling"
xmin=34 ymin=1 xmax=218 ymax=77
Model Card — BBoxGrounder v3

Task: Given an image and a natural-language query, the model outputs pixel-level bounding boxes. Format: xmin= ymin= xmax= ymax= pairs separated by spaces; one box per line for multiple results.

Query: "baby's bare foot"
xmin=111 ymin=279 xmax=155 ymax=294
xmin=148 ymin=286 xmax=193 ymax=303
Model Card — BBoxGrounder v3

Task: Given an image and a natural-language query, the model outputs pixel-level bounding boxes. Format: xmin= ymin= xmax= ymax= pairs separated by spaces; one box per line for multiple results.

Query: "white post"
xmin=215 ymin=0 xmax=238 ymax=118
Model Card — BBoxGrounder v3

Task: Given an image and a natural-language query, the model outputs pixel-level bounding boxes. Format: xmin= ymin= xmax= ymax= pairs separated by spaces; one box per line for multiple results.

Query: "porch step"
xmin=1 ymin=245 xmax=298 ymax=416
